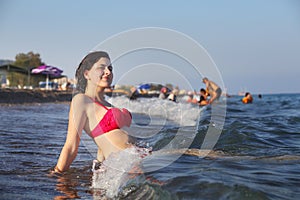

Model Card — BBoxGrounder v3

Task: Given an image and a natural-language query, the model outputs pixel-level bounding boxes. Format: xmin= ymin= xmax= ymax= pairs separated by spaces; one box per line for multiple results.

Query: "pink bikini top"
xmin=91 ymin=100 xmax=132 ymax=138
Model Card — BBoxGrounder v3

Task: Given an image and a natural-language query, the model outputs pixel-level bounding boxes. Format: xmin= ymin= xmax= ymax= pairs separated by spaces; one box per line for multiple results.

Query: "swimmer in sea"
xmin=186 ymin=91 xmax=198 ymax=104
xmin=202 ymin=77 xmax=222 ymax=104
xmin=242 ymin=92 xmax=253 ymax=104
xmin=198 ymin=88 xmax=209 ymax=106
xmin=53 ymin=51 xmax=133 ymax=173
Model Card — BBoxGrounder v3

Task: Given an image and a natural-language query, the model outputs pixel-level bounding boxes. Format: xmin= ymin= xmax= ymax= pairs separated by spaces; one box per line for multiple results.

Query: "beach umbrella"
xmin=138 ymin=83 xmax=151 ymax=90
xmin=31 ymin=65 xmax=63 ymax=89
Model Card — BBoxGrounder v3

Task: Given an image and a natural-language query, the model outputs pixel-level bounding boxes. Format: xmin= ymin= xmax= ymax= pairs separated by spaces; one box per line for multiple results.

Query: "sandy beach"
xmin=0 ymin=89 xmax=73 ymax=105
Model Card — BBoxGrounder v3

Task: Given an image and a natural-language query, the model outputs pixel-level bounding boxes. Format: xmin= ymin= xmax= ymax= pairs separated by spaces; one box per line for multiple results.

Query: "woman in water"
xmin=52 ymin=51 xmax=225 ymax=198
xmin=53 ymin=51 xmax=133 ymax=173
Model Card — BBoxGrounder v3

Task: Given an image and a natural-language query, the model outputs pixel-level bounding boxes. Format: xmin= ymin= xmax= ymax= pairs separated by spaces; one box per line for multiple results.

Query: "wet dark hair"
xmin=245 ymin=92 xmax=250 ymax=97
xmin=75 ymin=51 xmax=110 ymax=93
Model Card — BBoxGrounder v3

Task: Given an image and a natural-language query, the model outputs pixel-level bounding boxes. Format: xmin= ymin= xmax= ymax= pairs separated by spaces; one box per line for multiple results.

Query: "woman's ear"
xmin=83 ymin=70 xmax=90 ymax=80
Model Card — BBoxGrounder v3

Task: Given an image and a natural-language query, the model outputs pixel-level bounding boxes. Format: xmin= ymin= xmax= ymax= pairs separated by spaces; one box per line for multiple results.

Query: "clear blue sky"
xmin=1 ymin=0 xmax=299 ymax=94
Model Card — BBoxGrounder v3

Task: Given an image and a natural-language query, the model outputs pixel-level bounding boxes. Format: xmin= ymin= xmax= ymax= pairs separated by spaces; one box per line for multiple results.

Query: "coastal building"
xmin=0 ymin=64 xmax=68 ymax=90
xmin=0 ymin=64 xmax=29 ymax=88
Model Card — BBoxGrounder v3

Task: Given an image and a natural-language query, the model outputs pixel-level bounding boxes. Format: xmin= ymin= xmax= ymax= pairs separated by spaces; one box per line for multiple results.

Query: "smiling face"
xmin=85 ymin=57 xmax=113 ymax=89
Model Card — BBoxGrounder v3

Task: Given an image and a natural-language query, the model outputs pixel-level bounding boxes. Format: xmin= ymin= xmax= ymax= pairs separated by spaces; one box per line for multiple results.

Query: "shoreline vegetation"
xmin=0 ymin=89 xmax=73 ymax=105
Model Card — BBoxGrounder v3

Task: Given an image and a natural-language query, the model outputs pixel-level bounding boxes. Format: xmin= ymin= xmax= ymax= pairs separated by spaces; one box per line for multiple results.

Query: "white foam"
xmin=90 ymin=96 xmax=204 ymax=198
xmin=91 ymin=146 xmax=151 ymax=198
xmin=108 ymin=96 xmax=203 ymax=127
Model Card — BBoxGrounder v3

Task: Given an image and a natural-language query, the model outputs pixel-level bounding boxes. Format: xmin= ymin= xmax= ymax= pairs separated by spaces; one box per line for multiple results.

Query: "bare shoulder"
xmin=71 ymin=93 xmax=91 ymax=109
xmin=72 ymin=93 xmax=87 ymax=102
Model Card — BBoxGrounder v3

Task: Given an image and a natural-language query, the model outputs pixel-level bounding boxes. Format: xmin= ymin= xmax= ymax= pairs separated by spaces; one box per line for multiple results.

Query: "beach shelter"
xmin=31 ymin=65 xmax=63 ymax=89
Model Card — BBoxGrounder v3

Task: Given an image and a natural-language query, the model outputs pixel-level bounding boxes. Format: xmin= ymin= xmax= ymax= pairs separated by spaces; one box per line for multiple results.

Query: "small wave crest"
xmin=91 ymin=146 xmax=151 ymax=198
xmin=108 ymin=96 xmax=203 ymax=127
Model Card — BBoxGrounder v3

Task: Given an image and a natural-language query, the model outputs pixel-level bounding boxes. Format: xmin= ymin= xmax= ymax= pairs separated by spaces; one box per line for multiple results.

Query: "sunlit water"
xmin=0 ymin=94 xmax=300 ymax=199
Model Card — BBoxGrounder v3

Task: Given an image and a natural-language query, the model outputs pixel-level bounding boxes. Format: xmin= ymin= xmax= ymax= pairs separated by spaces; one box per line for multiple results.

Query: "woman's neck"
xmin=85 ymin=86 xmax=106 ymax=102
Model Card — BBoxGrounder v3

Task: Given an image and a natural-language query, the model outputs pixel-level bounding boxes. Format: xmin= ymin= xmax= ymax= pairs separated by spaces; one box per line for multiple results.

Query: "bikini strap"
xmin=89 ymin=97 xmax=109 ymax=110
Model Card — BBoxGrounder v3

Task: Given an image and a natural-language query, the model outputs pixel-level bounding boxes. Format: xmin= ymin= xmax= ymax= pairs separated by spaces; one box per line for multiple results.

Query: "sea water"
xmin=0 ymin=94 xmax=300 ymax=199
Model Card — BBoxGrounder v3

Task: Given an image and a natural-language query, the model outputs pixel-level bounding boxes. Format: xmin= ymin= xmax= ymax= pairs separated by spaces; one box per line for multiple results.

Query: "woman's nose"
xmin=104 ymin=67 xmax=111 ymax=74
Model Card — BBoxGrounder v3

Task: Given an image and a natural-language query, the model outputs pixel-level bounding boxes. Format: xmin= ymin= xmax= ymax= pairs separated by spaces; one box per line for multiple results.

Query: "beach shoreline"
xmin=0 ymin=89 xmax=73 ymax=105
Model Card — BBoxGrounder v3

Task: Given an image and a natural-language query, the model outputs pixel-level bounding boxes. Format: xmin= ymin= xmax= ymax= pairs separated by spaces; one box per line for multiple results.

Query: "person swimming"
xmin=186 ymin=91 xmax=198 ymax=104
xmin=198 ymin=88 xmax=209 ymax=106
xmin=242 ymin=92 xmax=253 ymax=104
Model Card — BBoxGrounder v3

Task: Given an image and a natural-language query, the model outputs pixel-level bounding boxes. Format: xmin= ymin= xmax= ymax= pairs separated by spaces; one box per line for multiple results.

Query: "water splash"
xmin=91 ymin=146 xmax=151 ymax=198
xmin=108 ymin=96 xmax=203 ymax=127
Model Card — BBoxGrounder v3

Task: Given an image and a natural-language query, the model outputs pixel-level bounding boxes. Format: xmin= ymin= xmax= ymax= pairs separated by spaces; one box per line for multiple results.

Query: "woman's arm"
xmin=97 ymin=148 xmax=104 ymax=162
xmin=54 ymin=95 xmax=87 ymax=173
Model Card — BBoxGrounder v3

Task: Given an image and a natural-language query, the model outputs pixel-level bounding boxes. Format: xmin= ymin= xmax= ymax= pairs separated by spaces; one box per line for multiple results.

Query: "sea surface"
xmin=0 ymin=94 xmax=300 ymax=199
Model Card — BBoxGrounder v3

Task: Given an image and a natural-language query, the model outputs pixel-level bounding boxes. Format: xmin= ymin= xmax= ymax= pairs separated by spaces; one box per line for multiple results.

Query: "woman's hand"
xmin=48 ymin=166 xmax=64 ymax=177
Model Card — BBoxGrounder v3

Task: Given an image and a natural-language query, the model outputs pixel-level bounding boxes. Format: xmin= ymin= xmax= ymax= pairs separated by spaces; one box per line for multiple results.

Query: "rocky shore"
xmin=0 ymin=89 xmax=73 ymax=105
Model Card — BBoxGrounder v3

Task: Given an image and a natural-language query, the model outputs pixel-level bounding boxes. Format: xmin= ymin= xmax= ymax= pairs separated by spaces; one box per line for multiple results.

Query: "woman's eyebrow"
xmin=99 ymin=64 xmax=110 ymax=67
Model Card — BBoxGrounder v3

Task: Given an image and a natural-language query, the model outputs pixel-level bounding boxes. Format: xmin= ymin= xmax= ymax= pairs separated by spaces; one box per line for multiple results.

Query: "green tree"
xmin=14 ymin=51 xmax=44 ymax=70
xmin=13 ymin=52 xmax=45 ymax=87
